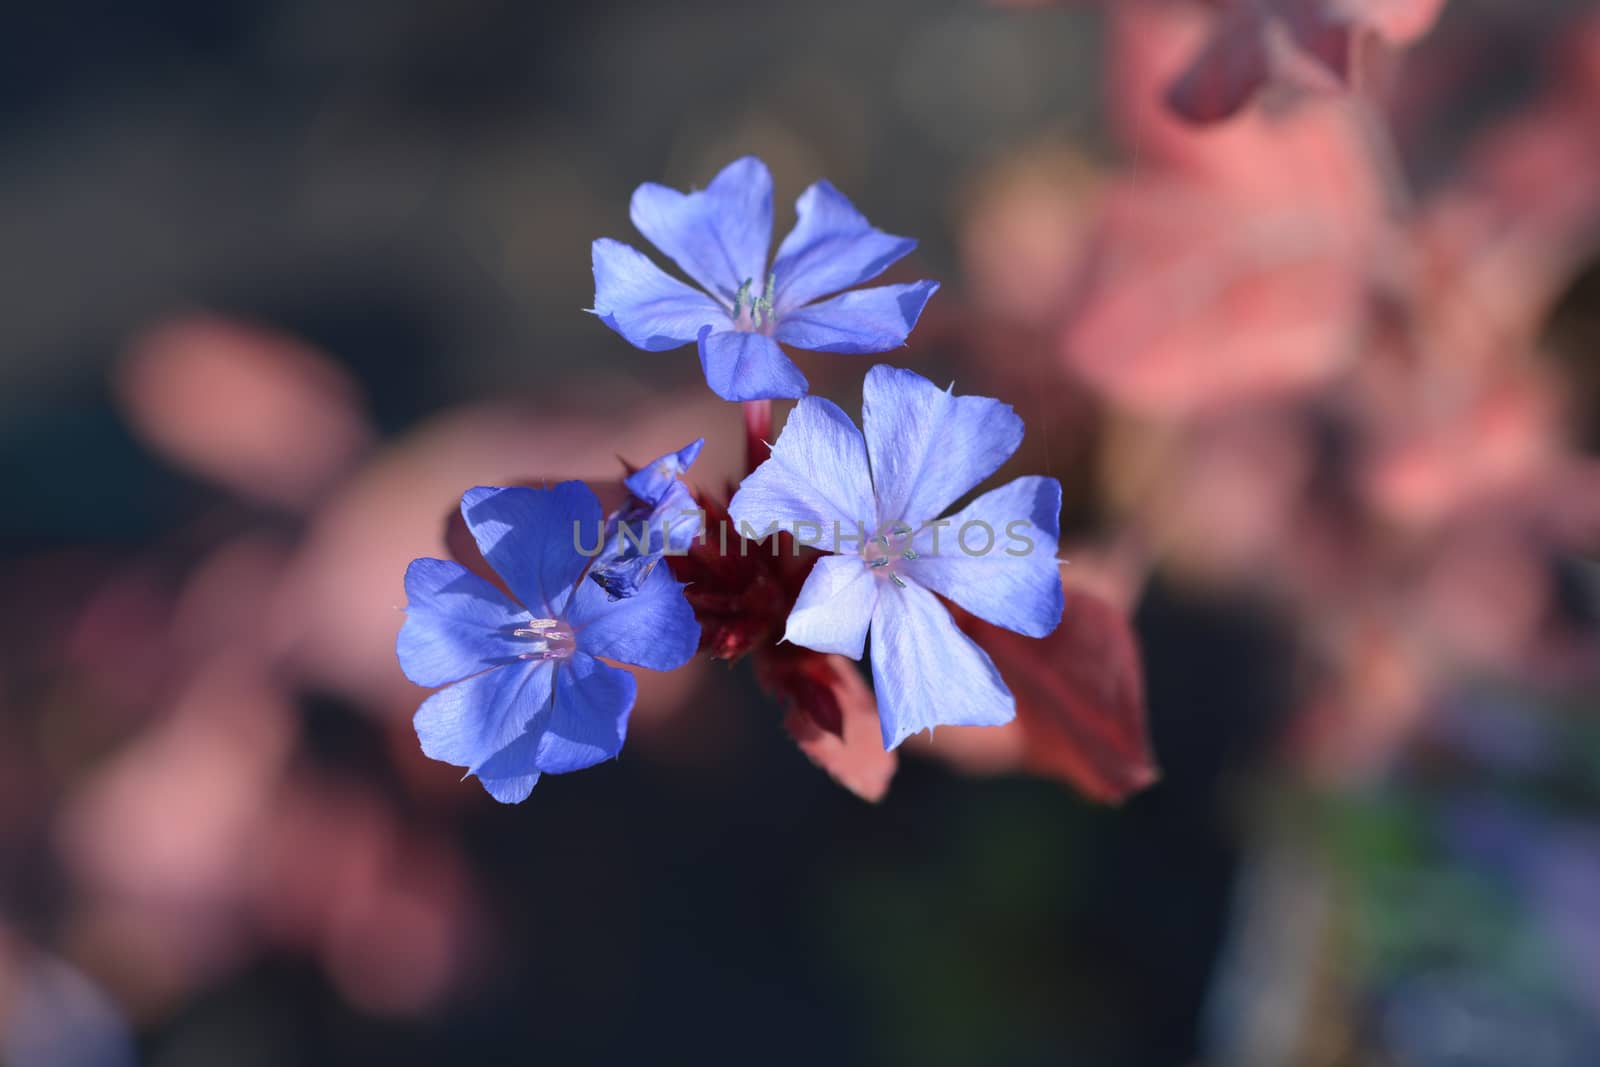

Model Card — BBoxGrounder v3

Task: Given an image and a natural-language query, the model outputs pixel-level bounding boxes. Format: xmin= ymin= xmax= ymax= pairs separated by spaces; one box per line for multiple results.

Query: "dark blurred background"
xmin=2 ymin=1 xmax=1598 ymax=1065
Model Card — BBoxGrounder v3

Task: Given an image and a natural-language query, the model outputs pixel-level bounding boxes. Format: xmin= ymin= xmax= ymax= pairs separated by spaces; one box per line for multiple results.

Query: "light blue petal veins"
xmin=471 ymin=727 xmax=543 ymax=801
xmin=773 ymin=281 xmax=939 ymax=355
xmin=567 ymin=563 xmax=700 ymax=671
xmin=868 ymin=580 xmax=1015 ymax=749
xmin=413 ymin=658 xmax=555 ymax=774
xmin=460 ymin=482 xmax=600 ymax=617
xmin=628 ymin=156 xmax=773 ymax=305
xmin=696 ymin=327 xmax=808 ymax=401
xmin=729 ymin=394 xmax=877 ymax=538
xmin=783 ymin=554 xmax=878 ymax=658
xmin=653 ymin=481 xmax=706 ymax=554
xmin=477 ymin=759 xmax=542 ymax=804
xmin=533 ymin=651 xmax=637 ymax=774
xmin=770 ymin=180 xmax=918 ymax=312
xmin=591 ymin=240 xmax=730 ymax=350
xmin=623 ymin=437 xmax=705 ymax=503
xmin=396 ymin=558 xmax=531 ymax=687
xmin=903 ymin=476 xmax=1064 ymax=638
xmin=861 ymin=364 xmax=1024 ymax=526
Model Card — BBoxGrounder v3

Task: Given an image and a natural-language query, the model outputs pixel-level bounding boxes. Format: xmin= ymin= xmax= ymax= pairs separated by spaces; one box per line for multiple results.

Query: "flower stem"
xmin=743 ymin=399 xmax=772 ymax=473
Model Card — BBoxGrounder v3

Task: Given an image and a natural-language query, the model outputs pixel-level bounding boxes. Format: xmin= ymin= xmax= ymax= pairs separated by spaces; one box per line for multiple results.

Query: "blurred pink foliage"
xmin=974 ymin=0 xmax=1600 ymax=783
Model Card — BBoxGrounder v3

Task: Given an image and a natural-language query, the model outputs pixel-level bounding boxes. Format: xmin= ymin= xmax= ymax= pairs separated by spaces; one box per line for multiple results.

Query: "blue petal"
xmin=591 ymin=239 xmax=730 ymax=350
xmin=697 ymin=327 xmax=808 ymax=401
xmin=413 ymin=658 xmax=554 ymax=775
xmin=473 ymin=730 xmax=543 ymax=803
xmin=771 ymin=180 xmax=917 ymax=312
xmin=568 ymin=563 xmax=700 ymax=670
xmin=729 ymin=394 xmax=877 ymax=538
xmin=396 ymin=558 xmax=531 ymax=687
xmin=869 ymin=581 xmax=1015 ymax=749
xmin=534 ymin=651 xmax=637 ymax=774
xmin=481 ymin=769 xmax=541 ymax=802
xmin=624 ymin=437 xmax=705 ymax=503
xmin=652 ymin=481 xmax=706 ymax=555
xmin=773 ymin=280 xmax=938 ymax=354
xmin=903 ymin=476 xmax=1064 ymax=638
xmin=629 ymin=157 xmax=773 ymax=305
xmin=460 ymin=483 xmax=600 ymax=617
xmin=784 ymin=554 xmax=878 ymax=658
xmin=861 ymin=365 xmax=1023 ymax=526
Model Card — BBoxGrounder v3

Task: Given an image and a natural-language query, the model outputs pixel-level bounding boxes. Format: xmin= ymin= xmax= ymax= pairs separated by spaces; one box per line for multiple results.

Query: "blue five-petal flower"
xmin=397 ymin=482 xmax=700 ymax=802
xmin=728 ymin=366 xmax=1065 ymax=749
xmin=591 ymin=157 xmax=940 ymax=402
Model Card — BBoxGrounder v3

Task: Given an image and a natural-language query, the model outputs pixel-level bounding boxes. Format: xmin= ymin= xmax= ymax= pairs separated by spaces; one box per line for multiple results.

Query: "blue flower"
xmin=591 ymin=157 xmax=940 ymax=402
xmin=590 ymin=438 xmax=707 ymax=600
xmin=397 ymin=482 xmax=699 ymax=802
xmin=728 ymin=366 xmax=1064 ymax=748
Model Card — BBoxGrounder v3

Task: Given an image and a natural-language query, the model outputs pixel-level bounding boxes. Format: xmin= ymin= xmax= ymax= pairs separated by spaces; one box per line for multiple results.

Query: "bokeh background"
xmin=3 ymin=1 xmax=1598 ymax=1064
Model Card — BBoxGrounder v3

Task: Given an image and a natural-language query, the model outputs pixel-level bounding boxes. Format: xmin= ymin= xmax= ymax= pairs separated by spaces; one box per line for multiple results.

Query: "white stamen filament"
xmin=514 ymin=618 xmax=576 ymax=660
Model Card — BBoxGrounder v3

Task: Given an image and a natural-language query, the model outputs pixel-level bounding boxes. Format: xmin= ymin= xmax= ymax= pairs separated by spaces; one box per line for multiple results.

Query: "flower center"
xmin=514 ymin=618 xmax=577 ymax=660
xmin=860 ymin=522 xmax=918 ymax=588
xmin=730 ymin=272 xmax=779 ymax=333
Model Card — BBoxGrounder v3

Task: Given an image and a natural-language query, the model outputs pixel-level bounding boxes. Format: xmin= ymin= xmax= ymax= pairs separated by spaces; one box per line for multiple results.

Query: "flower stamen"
xmin=733 ymin=273 xmax=780 ymax=332
xmin=514 ymin=618 xmax=576 ymax=660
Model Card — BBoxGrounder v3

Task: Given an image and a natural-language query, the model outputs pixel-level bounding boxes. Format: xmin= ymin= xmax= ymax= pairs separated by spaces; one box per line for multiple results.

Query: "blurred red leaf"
xmin=116 ymin=316 xmax=374 ymax=511
xmin=1062 ymin=176 xmax=1366 ymax=416
xmin=757 ymin=643 xmax=848 ymax=738
xmin=960 ymin=586 xmax=1158 ymax=804
xmin=1107 ymin=2 xmax=1387 ymax=217
xmin=765 ymin=651 xmax=897 ymax=802
xmin=1168 ymin=0 xmax=1349 ymax=124
xmin=1164 ymin=0 xmax=1445 ymax=124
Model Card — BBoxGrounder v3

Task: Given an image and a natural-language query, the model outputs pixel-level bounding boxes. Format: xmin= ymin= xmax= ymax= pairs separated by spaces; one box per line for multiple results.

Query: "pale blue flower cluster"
xmin=398 ymin=157 xmax=1064 ymax=802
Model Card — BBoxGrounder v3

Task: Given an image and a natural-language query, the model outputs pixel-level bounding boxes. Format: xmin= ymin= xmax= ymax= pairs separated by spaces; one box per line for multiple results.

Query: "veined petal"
xmin=629 ymin=157 xmax=773 ymax=305
xmin=729 ymin=394 xmax=877 ymax=539
xmin=774 ymin=281 xmax=939 ymax=355
xmin=904 ymin=476 xmax=1064 ymax=638
xmin=475 ymin=736 xmax=542 ymax=803
xmin=568 ymin=563 xmax=700 ymax=671
xmin=652 ymin=481 xmax=706 ymax=555
xmin=535 ymin=652 xmax=636 ymax=774
xmin=771 ymin=180 xmax=917 ymax=312
xmin=413 ymin=658 xmax=555 ymax=775
xmin=861 ymin=365 xmax=1023 ymax=526
xmin=869 ymin=581 xmax=1015 ymax=749
xmin=460 ymin=483 xmax=600 ymax=617
xmin=784 ymin=554 xmax=879 ymax=658
xmin=697 ymin=328 xmax=808 ymax=402
xmin=397 ymin=558 xmax=530 ymax=687
xmin=591 ymin=239 xmax=730 ymax=350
